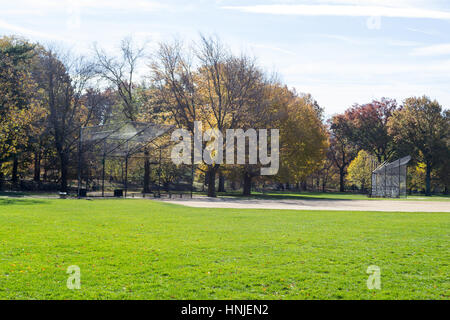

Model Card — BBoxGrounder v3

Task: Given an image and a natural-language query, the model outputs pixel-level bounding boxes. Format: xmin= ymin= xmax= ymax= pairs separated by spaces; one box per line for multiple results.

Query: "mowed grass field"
xmin=0 ymin=198 xmax=448 ymax=300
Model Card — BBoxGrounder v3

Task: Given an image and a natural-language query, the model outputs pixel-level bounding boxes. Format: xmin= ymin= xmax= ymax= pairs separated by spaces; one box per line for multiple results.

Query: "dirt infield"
xmin=163 ymin=197 xmax=450 ymax=212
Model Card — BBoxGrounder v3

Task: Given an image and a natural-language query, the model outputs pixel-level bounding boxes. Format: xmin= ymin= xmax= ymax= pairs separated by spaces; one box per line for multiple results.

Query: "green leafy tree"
xmin=0 ymin=37 xmax=46 ymax=188
xmin=388 ymin=96 xmax=449 ymax=196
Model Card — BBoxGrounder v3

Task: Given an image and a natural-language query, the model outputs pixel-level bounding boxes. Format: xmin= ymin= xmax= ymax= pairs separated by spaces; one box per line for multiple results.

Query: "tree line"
xmin=0 ymin=35 xmax=448 ymax=197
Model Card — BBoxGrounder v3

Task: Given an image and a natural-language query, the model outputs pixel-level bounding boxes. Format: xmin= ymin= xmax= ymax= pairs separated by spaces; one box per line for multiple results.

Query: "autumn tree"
xmin=275 ymin=86 xmax=328 ymax=188
xmin=316 ymin=148 xmax=337 ymax=192
xmin=83 ymin=88 xmax=118 ymax=126
xmin=35 ymin=47 xmax=96 ymax=192
xmin=94 ymin=38 xmax=146 ymax=121
xmin=329 ymin=114 xmax=358 ymax=192
xmin=435 ymin=144 xmax=449 ymax=194
xmin=222 ymin=69 xmax=275 ymax=196
xmin=153 ymin=162 xmax=188 ymax=192
xmin=0 ymin=36 xmax=46 ymax=189
xmin=152 ymin=35 xmax=266 ymax=197
xmin=347 ymin=150 xmax=377 ymax=192
xmin=343 ymin=98 xmax=398 ymax=162
xmin=388 ymin=96 xmax=449 ymax=196
xmin=407 ymin=163 xmax=426 ymax=193
xmin=94 ymin=38 xmax=157 ymax=193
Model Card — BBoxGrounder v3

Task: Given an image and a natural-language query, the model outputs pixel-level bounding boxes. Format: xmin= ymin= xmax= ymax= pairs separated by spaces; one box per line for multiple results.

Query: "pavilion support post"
xmin=158 ymin=146 xmax=162 ymax=198
xmin=125 ymin=155 xmax=128 ymax=198
xmin=143 ymin=149 xmax=151 ymax=194
xmin=191 ymin=163 xmax=194 ymax=199
xmin=77 ymin=127 xmax=83 ymax=198
xmin=102 ymin=157 xmax=105 ymax=197
xmin=369 ymin=160 xmax=373 ymax=198
xmin=398 ymin=158 xmax=401 ymax=198
xmin=85 ymin=168 xmax=89 ymax=191
xmin=124 ymin=141 xmax=129 ymax=198
xmin=406 ymin=165 xmax=409 ymax=198
xmin=102 ymin=140 xmax=106 ymax=198
xmin=190 ymin=142 xmax=194 ymax=199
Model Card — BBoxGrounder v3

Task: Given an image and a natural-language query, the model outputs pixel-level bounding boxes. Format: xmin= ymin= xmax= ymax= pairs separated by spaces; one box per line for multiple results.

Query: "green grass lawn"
xmin=0 ymin=198 xmax=448 ymax=300
xmin=207 ymin=191 xmax=450 ymax=202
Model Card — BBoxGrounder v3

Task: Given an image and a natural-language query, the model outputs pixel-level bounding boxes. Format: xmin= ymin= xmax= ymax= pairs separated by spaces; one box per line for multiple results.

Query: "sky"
xmin=1 ymin=0 xmax=449 ymax=116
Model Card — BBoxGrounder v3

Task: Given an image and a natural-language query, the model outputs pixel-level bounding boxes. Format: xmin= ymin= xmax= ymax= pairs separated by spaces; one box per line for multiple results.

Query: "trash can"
xmin=78 ymin=189 xmax=87 ymax=198
xmin=114 ymin=189 xmax=123 ymax=197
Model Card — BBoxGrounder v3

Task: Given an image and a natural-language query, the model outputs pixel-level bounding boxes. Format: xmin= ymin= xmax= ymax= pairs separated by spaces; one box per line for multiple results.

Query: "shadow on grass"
xmin=0 ymin=191 xmax=28 ymax=197
xmin=0 ymin=198 xmax=49 ymax=206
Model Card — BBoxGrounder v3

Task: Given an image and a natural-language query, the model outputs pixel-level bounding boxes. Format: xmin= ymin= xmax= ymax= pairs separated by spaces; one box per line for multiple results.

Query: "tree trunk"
xmin=43 ymin=162 xmax=48 ymax=182
xmin=0 ymin=171 xmax=4 ymax=191
xmin=425 ymin=163 xmax=432 ymax=196
xmin=204 ymin=171 xmax=209 ymax=186
xmin=339 ymin=167 xmax=345 ymax=192
xmin=59 ymin=153 xmax=68 ymax=193
xmin=218 ymin=172 xmax=226 ymax=193
xmin=300 ymin=180 xmax=307 ymax=191
xmin=207 ymin=166 xmax=217 ymax=197
xmin=243 ymin=172 xmax=252 ymax=196
xmin=34 ymin=150 xmax=41 ymax=183
xmin=143 ymin=150 xmax=151 ymax=193
xmin=11 ymin=155 xmax=19 ymax=185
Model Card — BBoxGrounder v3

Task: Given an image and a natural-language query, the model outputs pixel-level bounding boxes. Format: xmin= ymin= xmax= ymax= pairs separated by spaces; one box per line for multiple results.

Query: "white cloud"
xmin=0 ymin=18 xmax=66 ymax=41
xmin=406 ymin=27 xmax=439 ymax=36
xmin=317 ymin=34 xmax=421 ymax=47
xmin=411 ymin=43 xmax=450 ymax=56
xmin=279 ymin=57 xmax=450 ymax=113
xmin=1 ymin=0 xmax=171 ymax=13
xmin=249 ymin=43 xmax=297 ymax=55
xmin=222 ymin=4 xmax=450 ymax=20
xmin=281 ymin=59 xmax=450 ymax=76
xmin=312 ymin=0 xmax=436 ymax=7
xmin=387 ymin=40 xmax=422 ymax=47
xmin=73 ymin=0 xmax=169 ymax=11
xmin=295 ymin=82 xmax=450 ymax=116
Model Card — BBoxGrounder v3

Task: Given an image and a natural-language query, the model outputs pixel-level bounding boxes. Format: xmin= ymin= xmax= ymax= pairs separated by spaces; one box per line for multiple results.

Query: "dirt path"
xmin=162 ymin=197 xmax=450 ymax=212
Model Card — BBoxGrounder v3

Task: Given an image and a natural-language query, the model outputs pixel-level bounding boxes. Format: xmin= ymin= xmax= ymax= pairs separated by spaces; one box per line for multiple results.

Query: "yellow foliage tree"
xmin=274 ymin=86 xmax=329 ymax=184
xmin=347 ymin=150 xmax=376 ymax=191
xmin=408 ymin=162 xmax=426 ymax=192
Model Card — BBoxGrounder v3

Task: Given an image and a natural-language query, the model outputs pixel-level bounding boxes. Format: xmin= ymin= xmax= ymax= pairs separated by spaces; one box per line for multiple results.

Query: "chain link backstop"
xmin=371 ymin=156 xmax=411 ymax=198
